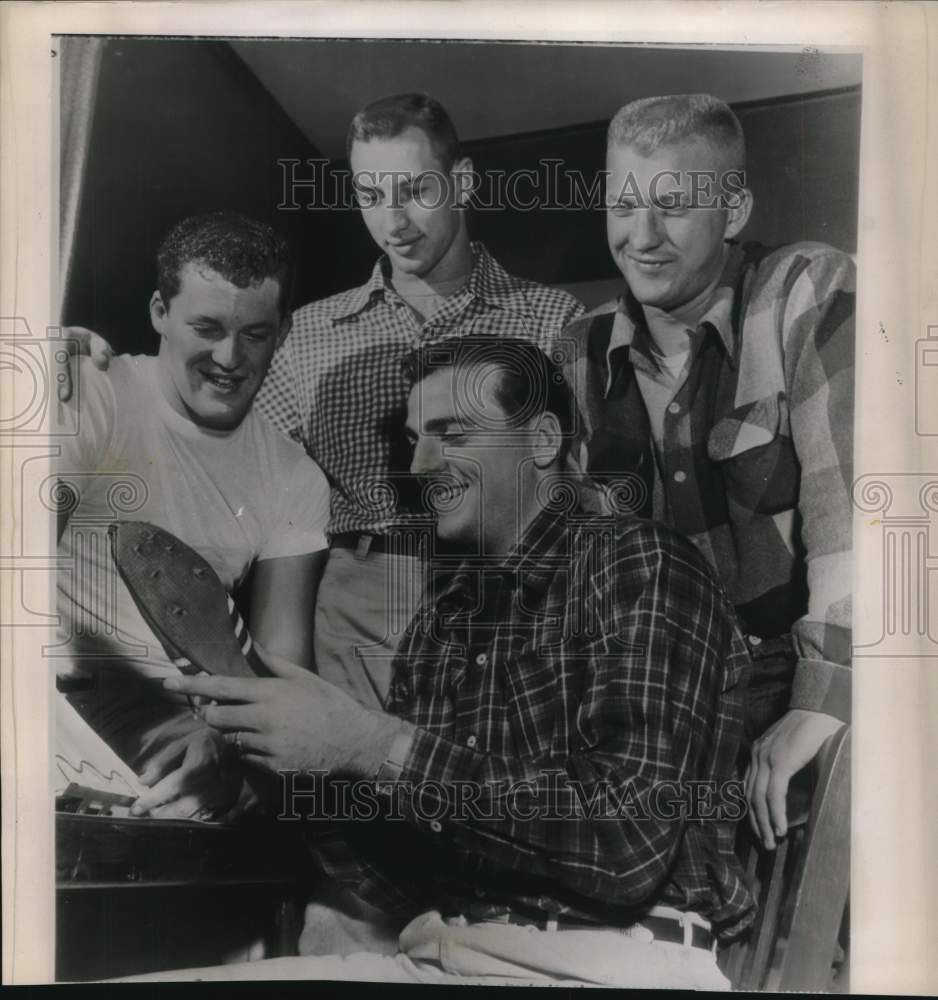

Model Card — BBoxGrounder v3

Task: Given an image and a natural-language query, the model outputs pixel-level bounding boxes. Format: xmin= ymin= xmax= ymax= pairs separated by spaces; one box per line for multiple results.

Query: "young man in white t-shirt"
xmin=56 ymin=212 xmax=331 ymax=820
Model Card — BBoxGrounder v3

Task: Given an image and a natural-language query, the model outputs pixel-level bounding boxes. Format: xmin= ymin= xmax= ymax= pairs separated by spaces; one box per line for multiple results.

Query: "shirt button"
xmin=466 ymin=734 xmax=477 ymax=748
xmin=429 ymin=820 xmax=443 ymax=833
xmin=673 ymin=470 xmax=687 ymax=483
xmin=747 ymin=634 xmax=763 ymax=647
xmin=474 ymin=652 xmax=488 ymax=667
xmin=667 ymin=401 xmax=681 ymax=414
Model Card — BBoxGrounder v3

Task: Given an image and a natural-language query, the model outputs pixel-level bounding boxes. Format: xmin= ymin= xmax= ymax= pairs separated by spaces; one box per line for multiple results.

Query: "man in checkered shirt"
xmin=253 ymin=92 xmax=585 ymax=712
xmin=562 ymin=94 xmax=854 ymax=851
xmin=162 ymin=337 xmax=754 ymax=988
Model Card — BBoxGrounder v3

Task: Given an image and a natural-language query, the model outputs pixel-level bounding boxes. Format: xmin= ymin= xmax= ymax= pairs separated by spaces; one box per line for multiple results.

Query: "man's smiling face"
xmin=151 ymin=262 xmax=287 ymax=431
xmin=350 ymin=126 xmax=468 ymax=282
xmin=606 ymin=137 xmax=746 ymax=315
xmin=406 ymin=363 xmax=539 ymax=555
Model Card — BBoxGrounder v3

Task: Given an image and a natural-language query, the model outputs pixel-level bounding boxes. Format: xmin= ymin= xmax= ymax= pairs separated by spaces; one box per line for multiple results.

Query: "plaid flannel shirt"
xmin=254 ymin=243 xmax=584 ymax=536
xmin=563 ymin=241 xmax=854 ymax=723
xmin=308 ymin=507 xmax=756 ymax=941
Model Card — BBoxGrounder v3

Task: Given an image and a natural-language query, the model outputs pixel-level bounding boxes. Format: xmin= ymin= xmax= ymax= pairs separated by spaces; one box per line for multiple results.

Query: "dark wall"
xmin=63 ymin=38 xmax=334 ymax=353
xmin=325 ymin=86 xmax=861 ymax=294
xmin=736 ymin=88 xmax=860 ymax=251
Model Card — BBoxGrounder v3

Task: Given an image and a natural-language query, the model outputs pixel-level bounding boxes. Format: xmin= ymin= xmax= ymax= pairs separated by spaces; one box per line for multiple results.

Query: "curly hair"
xmin=156 ymin=212 xmax=293 ymax=317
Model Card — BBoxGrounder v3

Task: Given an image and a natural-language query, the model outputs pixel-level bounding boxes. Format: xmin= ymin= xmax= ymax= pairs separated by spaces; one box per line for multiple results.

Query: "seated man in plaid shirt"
xmin=160 ymin=338 xmax=755 ymax=988
xmin=563 ymin=94 xmax=854 ymax=851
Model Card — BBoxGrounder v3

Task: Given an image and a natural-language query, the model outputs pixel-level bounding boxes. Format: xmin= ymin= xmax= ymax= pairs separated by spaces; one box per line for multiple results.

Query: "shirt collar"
xmin=334 ymin=242 xmax=535 ymax=323
xmin=434 ymin=504 xmax=572 ymax=613
xmin=333 ymin=256 xmax=393 ymax=320
xmin=606 ymin=241 xmax=745 ymax=374
xmin=497 ymin=503 xmax=572 ymax=594
xmin=464 ymin=243 xmax=537 ymax=320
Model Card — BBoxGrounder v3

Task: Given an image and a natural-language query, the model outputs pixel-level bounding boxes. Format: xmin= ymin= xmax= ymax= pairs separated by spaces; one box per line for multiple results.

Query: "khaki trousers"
xmin=313 ymin=546 xmax=426 ymax=708
xmin=116 ymin=908 xmax=730 ymax=988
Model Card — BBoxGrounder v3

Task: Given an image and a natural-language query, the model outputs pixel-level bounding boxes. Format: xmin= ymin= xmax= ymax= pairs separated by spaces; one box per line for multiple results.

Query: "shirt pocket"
xmin=706 ymin=392 xmax=799 ymax=516
xmin=502 ymin=649 xmax=559 ymax=760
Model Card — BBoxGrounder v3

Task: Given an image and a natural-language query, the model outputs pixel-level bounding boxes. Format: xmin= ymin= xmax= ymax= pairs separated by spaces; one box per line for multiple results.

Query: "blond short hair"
xmin=608 ymin=94 xmax=745 ymax=172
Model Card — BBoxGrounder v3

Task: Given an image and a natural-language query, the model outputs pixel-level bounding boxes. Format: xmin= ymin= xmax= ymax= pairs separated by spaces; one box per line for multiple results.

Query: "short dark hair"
xmin=156 ymin=212 xmax=293 ymax=318
xmin=347 ymin=92 xmax=460 ymax=170
xmin=608 ymin=93 xmax=746 ymax=173
xmin=402 ymin=336 xmax=575 ymax=459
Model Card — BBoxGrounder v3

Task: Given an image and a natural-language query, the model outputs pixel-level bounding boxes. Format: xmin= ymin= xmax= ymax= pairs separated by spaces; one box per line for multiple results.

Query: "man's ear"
xmin=276 ymin=314 xmax=292 ymax=350
xmin=724 ymin=185 xmax=754 ymax=241
xmin=452 ymin=156 xmax=475 ymax=209
xmin=532 ymin=411 xmax=563 ymax=469
xmin=149 ymin=291 xmax=169 ymax=336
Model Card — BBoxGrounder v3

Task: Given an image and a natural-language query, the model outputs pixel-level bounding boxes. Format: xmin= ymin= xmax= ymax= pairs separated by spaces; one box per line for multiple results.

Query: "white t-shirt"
xmin=56 ymin=355 xmax=330 ymax=766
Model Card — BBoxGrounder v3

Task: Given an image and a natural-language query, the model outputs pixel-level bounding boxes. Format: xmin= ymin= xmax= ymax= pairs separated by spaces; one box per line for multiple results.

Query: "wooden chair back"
xmin=721 ymin=726 xmax=851 ymax=992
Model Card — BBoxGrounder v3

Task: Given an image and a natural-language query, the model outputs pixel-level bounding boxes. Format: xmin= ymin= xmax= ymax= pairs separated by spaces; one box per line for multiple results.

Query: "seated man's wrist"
xmin=372 ymin=719 xmax=416 ymax=783
xmin=351 ymin=714 xmax=414 ymax=781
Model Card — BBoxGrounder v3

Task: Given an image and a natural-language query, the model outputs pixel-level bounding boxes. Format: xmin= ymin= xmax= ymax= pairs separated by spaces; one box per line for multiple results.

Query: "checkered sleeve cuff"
xmin=789 ymin=657 xmax=851 ymax=722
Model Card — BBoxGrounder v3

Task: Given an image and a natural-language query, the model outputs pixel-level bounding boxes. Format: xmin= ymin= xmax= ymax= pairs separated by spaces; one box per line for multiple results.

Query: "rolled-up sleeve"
xmin=782 ymin=250 xmax=855 ymax=722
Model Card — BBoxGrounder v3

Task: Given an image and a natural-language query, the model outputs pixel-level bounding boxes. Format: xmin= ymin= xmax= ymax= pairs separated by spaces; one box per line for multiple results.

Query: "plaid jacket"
xmin=254 ymin=243 xmax=584 ymax=536
xmin=308 ymin=507 xmax=756 ymax=941
xmin=562 ymin=242 xmax=854 ymax=723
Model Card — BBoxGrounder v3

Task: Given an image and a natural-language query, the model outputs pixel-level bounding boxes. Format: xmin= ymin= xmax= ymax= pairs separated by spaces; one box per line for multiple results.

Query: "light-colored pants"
xmin=114 ymin=908 xmax=730 ymax=988
xmin=314 ymin=547 xmax=426 ymax=709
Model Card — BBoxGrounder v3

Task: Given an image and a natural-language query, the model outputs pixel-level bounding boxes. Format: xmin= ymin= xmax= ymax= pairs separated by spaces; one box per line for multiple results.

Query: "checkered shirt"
xmin=254 ymin=243 xmax=584 ymax=536
xmin=308 ymin=507 xmax=756 ymax=941
xmin=563 ymin=241 xmax=854 ymax=723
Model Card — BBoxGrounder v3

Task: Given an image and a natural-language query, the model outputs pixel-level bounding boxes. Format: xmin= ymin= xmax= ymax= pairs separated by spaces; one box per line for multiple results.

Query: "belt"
xmin=331 ymin=532 xmax=419 ymax=558
xmin=445 ymin=907 xmax=713 ymax=951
